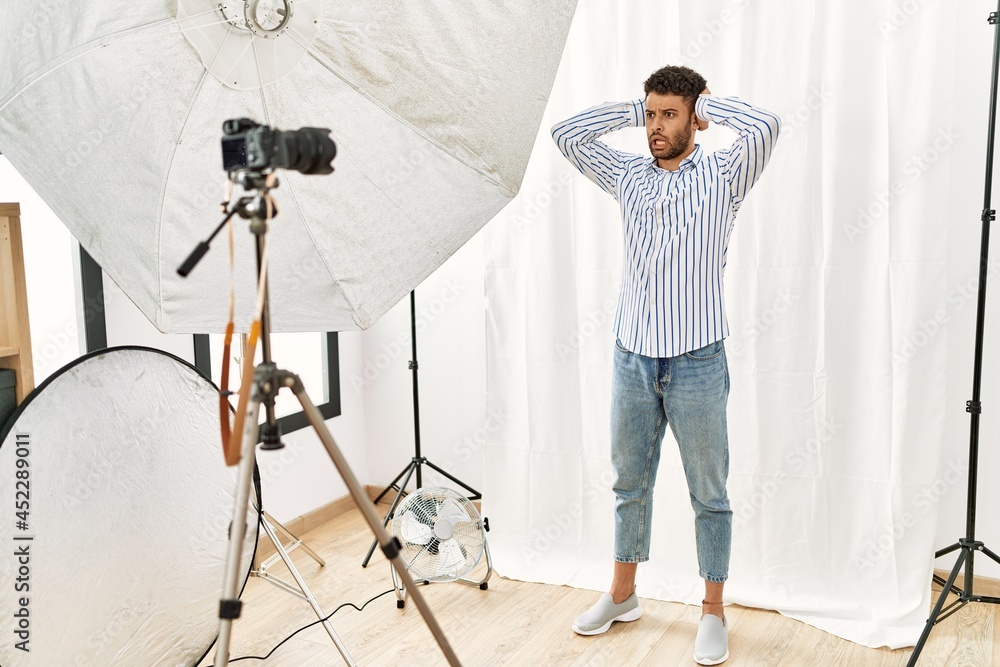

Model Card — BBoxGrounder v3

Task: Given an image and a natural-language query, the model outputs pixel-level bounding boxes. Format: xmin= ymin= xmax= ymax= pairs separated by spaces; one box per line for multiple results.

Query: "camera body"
xmin=221 ymin=118 xmax=336 ymax=176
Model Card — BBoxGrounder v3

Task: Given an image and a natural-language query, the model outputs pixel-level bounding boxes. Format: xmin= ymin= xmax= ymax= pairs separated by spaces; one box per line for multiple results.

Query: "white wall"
xmin=0 ymin=158 xmax=80 ymax=385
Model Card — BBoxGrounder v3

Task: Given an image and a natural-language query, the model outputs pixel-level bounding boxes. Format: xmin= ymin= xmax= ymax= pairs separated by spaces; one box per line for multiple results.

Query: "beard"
xmin=649 ymin=124 xmax=694 ymax=162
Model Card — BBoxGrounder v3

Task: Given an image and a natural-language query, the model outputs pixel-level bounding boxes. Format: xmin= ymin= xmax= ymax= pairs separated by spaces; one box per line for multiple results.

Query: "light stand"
xmin=360 ymin=290 xmax=482 ymax=571
xmin=179 ymin=174 xmax=462 ymax=667
xmin=907 ymin=5 xmax=1000 ymax=664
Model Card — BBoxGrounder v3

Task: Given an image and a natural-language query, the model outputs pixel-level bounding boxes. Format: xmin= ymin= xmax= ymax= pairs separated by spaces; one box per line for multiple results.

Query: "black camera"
xmin=221 ymin=118 xmax=336 ymax=176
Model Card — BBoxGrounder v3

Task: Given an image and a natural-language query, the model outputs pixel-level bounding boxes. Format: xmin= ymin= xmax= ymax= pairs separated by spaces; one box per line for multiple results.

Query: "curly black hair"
xmin=643 ymin=66 xmax=707 ymax=114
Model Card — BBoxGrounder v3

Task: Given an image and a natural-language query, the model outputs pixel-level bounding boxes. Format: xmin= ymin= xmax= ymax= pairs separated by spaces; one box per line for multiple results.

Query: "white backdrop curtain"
xmin=482 ymin=0 xmax=970 ymax=648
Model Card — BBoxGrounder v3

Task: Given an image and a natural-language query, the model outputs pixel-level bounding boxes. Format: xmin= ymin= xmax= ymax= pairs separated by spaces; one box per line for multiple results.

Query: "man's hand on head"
xmin=696 ymin=88 xmax=711 ymax=131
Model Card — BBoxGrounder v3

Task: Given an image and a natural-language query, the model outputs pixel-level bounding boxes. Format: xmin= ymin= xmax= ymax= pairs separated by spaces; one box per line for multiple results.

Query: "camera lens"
xmin=281 ymin=128 xmax=336 ymax=175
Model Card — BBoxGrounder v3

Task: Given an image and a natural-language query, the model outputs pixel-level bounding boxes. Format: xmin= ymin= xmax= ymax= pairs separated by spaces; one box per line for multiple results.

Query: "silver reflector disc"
xmin=0 ymin=347 xmax=257 ymax=665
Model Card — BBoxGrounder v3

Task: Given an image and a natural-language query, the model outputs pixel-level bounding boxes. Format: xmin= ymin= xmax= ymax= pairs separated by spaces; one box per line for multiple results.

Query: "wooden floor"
xmin=210 ymin=506 xmax=999 ymax=666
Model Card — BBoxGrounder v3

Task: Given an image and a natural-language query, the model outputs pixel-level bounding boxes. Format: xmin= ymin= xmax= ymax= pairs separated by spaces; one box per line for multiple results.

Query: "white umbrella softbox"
xmin=0 ymin=1 xmax=577 ymax=332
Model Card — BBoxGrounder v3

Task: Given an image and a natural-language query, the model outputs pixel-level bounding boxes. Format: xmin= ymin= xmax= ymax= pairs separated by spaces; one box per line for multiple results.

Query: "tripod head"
xmin=231 ymin=169 xmax=279 ymax=221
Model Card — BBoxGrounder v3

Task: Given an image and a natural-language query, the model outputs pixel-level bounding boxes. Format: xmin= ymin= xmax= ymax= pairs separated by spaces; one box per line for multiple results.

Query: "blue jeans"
xmin=611 ymin=338 xmax=732 ymax=583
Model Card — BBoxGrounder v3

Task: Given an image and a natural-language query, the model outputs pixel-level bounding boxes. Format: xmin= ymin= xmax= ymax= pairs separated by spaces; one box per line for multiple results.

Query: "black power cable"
xmin=192 ymin=457 xmax=397 ymax=666
xmin=200 ymin=588 xmax=396 ymax=665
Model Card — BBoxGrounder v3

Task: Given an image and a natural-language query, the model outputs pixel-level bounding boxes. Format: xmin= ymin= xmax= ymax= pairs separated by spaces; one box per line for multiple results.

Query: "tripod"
xmin=907 ymin=6 xmax=1000 ymax=665
xmin=361 ymin=290 xmax=482 ymax=570
xmin=179 ymin=173 xmax=462 ymax=667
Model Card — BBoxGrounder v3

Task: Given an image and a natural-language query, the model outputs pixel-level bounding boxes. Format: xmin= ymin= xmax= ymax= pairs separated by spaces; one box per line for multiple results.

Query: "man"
xmin=551 ymin=65 xmax=780 ymax=665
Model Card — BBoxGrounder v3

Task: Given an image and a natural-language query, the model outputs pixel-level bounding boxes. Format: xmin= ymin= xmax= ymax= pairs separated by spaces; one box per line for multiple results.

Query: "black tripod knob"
xmin=259 ymin=422 xmax=284 ymax=450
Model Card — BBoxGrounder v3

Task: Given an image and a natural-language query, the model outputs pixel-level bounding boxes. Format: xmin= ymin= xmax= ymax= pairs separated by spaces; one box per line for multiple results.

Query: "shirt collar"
xmin=679 ymin=145 xmax=703 ymax=171
xmin=650 ymin=144 xmax=703 ymax=173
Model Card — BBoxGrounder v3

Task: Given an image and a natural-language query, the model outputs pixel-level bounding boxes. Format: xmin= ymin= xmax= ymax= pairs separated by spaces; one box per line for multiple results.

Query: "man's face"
xmin=645 ymin=92 xmax=697 ymax=162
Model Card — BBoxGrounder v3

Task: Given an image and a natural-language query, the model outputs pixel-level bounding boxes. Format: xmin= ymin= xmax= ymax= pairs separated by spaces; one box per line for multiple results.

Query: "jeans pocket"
xmin=683 ymin=339 xmax=725 ymax=360
xmin=615 ymin=338 xmax=632 ymax=354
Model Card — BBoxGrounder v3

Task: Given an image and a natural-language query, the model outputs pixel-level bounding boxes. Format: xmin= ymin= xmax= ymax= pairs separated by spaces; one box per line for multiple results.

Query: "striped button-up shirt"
xmin=552 ymin=95 xmax=780 ymax=357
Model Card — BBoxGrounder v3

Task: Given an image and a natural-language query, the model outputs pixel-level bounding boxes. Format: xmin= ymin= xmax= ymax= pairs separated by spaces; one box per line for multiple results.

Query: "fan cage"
xmin=391 ymin=487 xmax=486 ymax=582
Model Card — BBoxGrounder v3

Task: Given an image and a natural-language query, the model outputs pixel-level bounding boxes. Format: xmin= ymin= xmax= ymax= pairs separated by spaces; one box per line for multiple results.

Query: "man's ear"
xmin=693 ymin=105 xmax=709 ymax=132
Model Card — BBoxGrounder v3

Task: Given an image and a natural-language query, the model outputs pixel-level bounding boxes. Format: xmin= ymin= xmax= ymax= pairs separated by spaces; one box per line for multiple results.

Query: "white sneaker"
xmin=571 ymin=592 xmax=641 ymax=635
xmin=693 ymin=613 xmax=729 ymax=665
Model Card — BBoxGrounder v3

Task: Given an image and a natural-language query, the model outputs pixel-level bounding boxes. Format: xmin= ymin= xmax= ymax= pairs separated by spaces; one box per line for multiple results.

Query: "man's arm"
xmin=551 ymin=100 xmax=645 ymax=198
xmin=695 ymin=95 xmax=781 ymax=207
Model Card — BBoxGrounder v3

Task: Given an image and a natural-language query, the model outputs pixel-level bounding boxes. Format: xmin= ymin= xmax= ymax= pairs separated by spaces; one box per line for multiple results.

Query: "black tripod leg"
xmin=422 ymin=459 xmax=482 ymax=500
xmin=935 ymin=542 xmax=962 ymax=559
xmin=980 ymin=544 xmax=1000 ymax=565
xmin=907 ymin=549 xmax=968 ymax=667
xmin=362 ymin=462 xmax=418 ymax=568
xmin=930 ymin=541 xmax=963 ymax=595
xmin=374 ymin=463 xmax=415 ymax=505
xmin=977 ymin=546 xmax=1000 ymax=603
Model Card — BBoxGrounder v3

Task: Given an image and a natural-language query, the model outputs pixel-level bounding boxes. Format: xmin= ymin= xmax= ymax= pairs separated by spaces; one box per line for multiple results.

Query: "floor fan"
xmin=391 ymin=486 xmax=493 ymax=608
